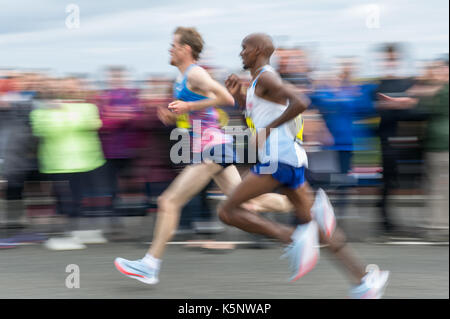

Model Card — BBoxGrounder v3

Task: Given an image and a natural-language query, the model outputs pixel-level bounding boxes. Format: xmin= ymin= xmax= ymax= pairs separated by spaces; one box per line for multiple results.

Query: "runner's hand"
xmin=168 ymin=100 xmax=190 ymax=114
xmin=225 ymin=74 xmax=242 ymax=97
xmin=157 ymin=106 xmax=177 ymax=125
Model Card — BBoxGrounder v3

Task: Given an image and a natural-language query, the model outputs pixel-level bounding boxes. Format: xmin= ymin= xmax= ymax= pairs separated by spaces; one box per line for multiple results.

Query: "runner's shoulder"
xmin=187 ymin=65 xmax=210 ymax=81
xmin=257 ymin=69 xmax=283 ymax=91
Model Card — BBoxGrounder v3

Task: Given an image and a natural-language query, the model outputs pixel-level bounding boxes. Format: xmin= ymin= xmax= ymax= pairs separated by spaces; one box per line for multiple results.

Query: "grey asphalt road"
xmin=0 ymin=242 xmax=448 ymax=299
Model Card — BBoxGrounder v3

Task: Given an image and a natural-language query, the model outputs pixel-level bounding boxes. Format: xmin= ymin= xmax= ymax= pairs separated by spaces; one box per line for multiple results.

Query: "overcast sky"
xmin=0 ymin=0 xmax=448 ymax=78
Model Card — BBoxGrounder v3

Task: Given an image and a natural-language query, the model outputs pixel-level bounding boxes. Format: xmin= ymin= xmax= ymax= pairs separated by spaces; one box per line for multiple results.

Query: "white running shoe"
xmin=311 ymin=188 xmax=336 ymax=239
xmin=349 ymin=264 xmax=390 ymax=299
xmin=114 ymin=257 xmax=159 ymax=285
xmin=281 ymin=221 xmax=320 ymax=282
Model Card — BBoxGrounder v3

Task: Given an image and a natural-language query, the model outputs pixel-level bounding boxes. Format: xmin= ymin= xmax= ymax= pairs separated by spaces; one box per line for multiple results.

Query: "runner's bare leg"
xmin=218 ymin=172 xmax=366 ymax=282
xmin=283 ymin=182 xmax=366 ymax=283
xmin=148 ymin=162 xmax=222 ymax=258
xmin=213 ymin=165 xmax=294 ymax=213
xmin=217 ymin=172 xmax=297 ymax=244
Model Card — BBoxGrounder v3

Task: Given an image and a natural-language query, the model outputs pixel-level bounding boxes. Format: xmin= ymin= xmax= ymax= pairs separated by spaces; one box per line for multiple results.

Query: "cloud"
xmin=0 ymin=0 xmax=447 ymax=76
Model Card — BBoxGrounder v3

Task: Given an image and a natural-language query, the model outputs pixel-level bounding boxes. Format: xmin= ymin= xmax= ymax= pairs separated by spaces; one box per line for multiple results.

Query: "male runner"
xmin=219 ymin=33 xmax=390 ymax=298
xmin=114 ymin=27 xmax=294 ymax=284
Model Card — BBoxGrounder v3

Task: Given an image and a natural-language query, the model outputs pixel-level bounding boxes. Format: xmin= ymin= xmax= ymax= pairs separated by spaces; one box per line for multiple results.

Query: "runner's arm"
xmin=168 ymin=67 xmax=234 ymax=114
xmin=257 ymin=72 xmax=310 ymax=131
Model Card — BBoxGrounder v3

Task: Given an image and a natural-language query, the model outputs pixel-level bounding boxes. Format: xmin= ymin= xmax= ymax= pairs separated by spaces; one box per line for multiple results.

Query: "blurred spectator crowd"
xmin=0 ymin=42 xmax=448 ymax=250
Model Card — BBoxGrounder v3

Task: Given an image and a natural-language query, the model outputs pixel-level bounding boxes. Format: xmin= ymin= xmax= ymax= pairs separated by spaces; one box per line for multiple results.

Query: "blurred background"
xmin=0 ymin=0 xmax=448 ymax=253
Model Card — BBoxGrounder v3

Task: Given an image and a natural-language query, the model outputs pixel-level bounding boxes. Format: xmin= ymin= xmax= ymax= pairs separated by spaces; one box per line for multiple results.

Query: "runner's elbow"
xmin=294 ymin=101 xmax=307 ymax=114
xmin=224 ymin=95 xmax=235 ymax=107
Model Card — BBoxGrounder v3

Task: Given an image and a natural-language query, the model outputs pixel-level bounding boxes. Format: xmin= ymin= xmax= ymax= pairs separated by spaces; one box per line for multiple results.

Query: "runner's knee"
xmin=157 ymin=194 xmax=180 ymax=213
xmin=217 ymin=203 xmax=233 ymax=225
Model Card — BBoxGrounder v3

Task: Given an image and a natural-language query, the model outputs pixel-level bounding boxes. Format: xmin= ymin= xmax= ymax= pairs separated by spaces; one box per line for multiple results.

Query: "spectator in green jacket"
xmin=30 ymin=77 xmax=107 ymax=250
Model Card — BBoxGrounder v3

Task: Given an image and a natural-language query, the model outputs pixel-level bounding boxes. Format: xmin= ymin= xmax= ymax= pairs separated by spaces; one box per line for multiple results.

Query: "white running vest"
xmin=246 ymin=65 xmax=308 ymax=168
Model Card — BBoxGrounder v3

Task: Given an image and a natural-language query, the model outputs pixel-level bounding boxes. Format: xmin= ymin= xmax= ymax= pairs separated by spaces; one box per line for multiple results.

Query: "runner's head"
xmin=170 ymin=27 xmax=204 ymax=66
xmin=240 ymin=33 xmax=275 ymax=70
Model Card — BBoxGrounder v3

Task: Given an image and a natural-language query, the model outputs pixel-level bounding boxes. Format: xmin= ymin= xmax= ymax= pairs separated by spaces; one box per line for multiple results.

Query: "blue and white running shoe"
xmin=349 ymin=264 xmax=390 ymax=299
xmin=282 ymin=221 xmax=320 ymax=282
xmin=311 ymin=188 xmax=336 ymax=239
xmin=114 ymin=257 xmax=159 ymax=285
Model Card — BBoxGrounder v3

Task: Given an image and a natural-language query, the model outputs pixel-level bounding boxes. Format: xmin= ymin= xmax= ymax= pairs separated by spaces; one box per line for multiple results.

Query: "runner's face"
xmin=240 ymin=39 xmax=257 ymax=70
xmin=169 ymin=35 xmax=185 ymax=66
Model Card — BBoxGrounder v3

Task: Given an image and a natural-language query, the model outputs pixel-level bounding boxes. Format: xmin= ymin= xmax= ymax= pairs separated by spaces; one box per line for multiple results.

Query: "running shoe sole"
xmin=375 ymin=270 xmax=390 ymax=299
xmin=315 ymin=188 xmax=336 ymax=238
xmin=114 ymin=258 xmax=159 ymax=285
xmin=289 ymin=222 xmax=320 ymax=282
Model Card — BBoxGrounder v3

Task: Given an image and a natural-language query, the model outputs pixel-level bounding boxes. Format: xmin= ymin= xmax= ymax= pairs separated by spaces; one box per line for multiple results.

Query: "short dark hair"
xmin=174 ymin=27 xmax=204 ymax=60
